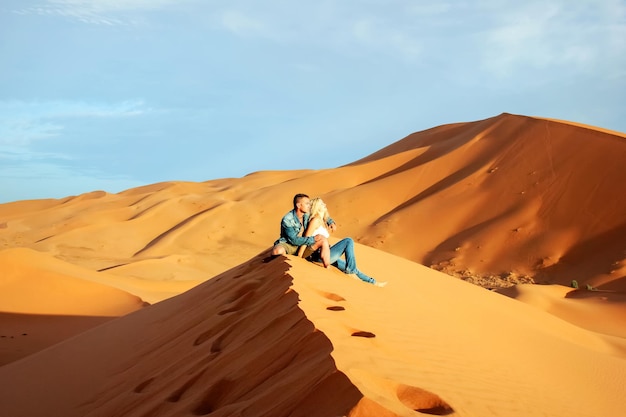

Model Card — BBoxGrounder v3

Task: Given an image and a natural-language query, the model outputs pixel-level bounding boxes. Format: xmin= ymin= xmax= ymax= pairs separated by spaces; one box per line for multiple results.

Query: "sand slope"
xmin=349 ymin=113 xmax=626 ymax=289
xmin=0 ymin=248 xmax=624 ymax=417
xmin=0 ymin=252 xmax=361 ymax=417
xmin=0 ymin=248 xmax=145 ymax=315
xmin=0 ymin=248 xmax=146 ymax=365
xmin=0 ymin=113 xmax=625 ymax=416
xmin=289 ymin=245 xmax=626 ymax=417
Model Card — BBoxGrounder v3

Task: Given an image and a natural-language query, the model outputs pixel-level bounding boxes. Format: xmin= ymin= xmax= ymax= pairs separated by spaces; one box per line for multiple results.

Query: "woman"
xmin=297 ymin=197 xmax=331 ymax=266
xmin=299 ymin=198 xmax=387 ymax=287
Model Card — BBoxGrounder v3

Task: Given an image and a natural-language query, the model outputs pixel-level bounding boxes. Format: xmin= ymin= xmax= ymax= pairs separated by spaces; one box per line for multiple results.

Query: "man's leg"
xmin=273 ymin=241 xmax=301 ymax=256
xmin=329 ymin=238 xmax=357 ymax=274
xmin=271 ymin=244 xmax=287 ymax=256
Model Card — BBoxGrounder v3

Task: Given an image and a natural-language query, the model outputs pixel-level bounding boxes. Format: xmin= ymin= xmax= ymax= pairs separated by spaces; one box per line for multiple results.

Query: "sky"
xmin=1 ymin=0 xmax=625 ymax=203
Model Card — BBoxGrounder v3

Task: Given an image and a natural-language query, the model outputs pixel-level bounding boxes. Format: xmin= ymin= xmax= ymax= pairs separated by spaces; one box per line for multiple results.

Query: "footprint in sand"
xmin=133 ymin=377 xmax=156 ymax=394
xmin=217 ymin=289 xmax=255 ymax=316
xmin=192 ymin=378 xmax=236 ymax=415
xmin=319 ymin=291 xmax=346 ymax=302
xmin=351 ymin=330 xmax=376 ymax=338
xmin=167 ymin=369 xmax=208 ymax=403
xmin=397 ymin=383 xmax=454 ymax=415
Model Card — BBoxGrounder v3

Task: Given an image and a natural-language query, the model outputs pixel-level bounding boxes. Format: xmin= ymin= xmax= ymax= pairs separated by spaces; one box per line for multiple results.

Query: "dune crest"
xmin=0 ymin=253 xmax=362 ymax=417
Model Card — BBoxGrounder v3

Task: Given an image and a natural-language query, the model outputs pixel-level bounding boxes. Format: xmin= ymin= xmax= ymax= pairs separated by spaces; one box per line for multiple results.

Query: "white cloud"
xmin=407 ymin=3 xmax=453 ymax=16
xmin=0 ymin=99 xmax=151 ymax=202
xmin=13 ymin=0 xmax=193 ymax=25
xmin=0 ymin=99 xmax=147 ymax=150
xmin=0 ymin=146 xmax=72 ymax=162
xmin=351 ymin=17 xmax=422 ymax=60
xmin=220 ymin=9 xmax=268 ymax=37
xmin=0 ymin=99 xmax=147 ymax=119
xmin=0 ymin=121 xmax=63 ymax=147
xmin=211 ymin=3 xmax=426 ymax=62
xmin=480 ymin=1 xmax=626 ymax=78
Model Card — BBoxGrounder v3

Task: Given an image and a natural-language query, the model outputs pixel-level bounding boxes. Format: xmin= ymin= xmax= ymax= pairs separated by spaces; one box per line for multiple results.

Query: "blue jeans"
xmin=328 ymin=238 xmax=375 ymax=284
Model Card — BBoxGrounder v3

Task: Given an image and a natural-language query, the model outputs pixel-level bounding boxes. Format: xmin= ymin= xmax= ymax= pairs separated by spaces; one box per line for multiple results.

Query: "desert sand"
xmin=0 ymin=113 xmax=625 ymax=416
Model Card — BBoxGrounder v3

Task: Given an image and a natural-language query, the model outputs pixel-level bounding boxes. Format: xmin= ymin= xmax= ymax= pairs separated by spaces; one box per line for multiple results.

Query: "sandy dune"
xmin=0 ymin=247 xmax=146 ymax=365
xmin=0 ymin=252 xmax=362 ymax=417
xmin=2 ymin=113 xmax=623 ymax=290
xmin=0 ymin=113 xmax=624 ymax=416
xmin=1 ymin=249 xmax=625 ymax=416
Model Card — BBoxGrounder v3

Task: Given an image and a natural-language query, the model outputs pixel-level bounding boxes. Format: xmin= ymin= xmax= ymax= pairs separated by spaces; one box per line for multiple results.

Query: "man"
xmin=271 ymin=193 xmax=336 ymax=258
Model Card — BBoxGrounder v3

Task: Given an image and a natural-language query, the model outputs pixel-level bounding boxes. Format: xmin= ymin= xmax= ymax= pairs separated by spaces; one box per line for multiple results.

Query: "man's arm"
xmin=282 ymin=218 xmax=315 ymax=247
xmin=326 ymin=216 xmax=337 ymax=232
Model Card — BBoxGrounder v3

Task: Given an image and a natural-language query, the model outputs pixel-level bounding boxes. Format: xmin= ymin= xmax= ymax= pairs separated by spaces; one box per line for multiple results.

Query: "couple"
xmin=272 ymin=193 xmax=386 ymax=287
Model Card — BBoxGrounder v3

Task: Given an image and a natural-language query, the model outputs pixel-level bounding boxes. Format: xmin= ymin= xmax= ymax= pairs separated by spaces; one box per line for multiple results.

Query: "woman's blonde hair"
xmin=309 ymin=198 xmax=329 ymax=224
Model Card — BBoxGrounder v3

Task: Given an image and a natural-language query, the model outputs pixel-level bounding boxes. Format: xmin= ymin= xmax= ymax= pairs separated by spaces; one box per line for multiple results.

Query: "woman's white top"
xmin=311 ymin=225 xmax=329 ymax=238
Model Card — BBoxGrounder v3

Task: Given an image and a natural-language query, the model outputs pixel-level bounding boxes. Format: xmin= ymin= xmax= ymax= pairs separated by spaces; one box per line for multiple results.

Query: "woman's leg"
xmin=330 ymin=238 xmax=380 ymax=285
xmin=329 ymin=238 xmax=357 ymax=274
xmin=320 ymin=239 xmax=330 ymax=267
xmin=308 ymin=237 xmax=330 ymax=267
xmin=334 ymin=258 xmax=347 ymax=272
xmin=354 ymin=270 xmax=375 ymax=284
xmin=334 ymin=259 xmax=377 ymax=284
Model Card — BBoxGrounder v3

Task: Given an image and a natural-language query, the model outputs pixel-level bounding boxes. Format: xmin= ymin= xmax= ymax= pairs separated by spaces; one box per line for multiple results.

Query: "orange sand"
xmin=0 ymin=113 xmax=625 ymax=416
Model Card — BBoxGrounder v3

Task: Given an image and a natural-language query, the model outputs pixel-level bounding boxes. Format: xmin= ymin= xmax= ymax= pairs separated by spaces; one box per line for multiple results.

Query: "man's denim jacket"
xmin=274 ymin=209 xmax=334 ymax=247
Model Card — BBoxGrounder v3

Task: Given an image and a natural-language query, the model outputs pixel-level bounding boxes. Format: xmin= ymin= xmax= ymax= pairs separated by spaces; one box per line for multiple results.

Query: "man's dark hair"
xmin=293 ymin=193 xmax=309 ymax=209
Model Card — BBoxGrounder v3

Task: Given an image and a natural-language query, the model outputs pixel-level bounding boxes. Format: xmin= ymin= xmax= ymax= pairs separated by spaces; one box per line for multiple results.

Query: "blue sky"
xmin=1 ymin=0 xmax=625 ymax=203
